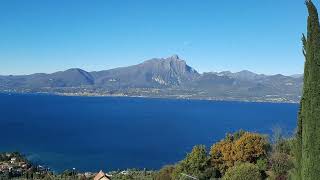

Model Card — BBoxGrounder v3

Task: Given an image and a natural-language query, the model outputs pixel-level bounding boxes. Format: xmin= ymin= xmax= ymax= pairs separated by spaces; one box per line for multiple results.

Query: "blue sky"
xmin=0 ymin=0 xmax=315 ymax=75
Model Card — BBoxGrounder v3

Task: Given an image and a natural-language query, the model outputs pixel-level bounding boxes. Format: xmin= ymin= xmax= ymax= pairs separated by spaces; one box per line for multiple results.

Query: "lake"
xmin=0 ymin=93 xmax=299 ymax=172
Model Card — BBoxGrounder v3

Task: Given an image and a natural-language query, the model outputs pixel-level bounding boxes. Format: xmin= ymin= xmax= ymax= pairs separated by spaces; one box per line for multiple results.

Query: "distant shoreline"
xmin=0 ymin=91 xmax=299 ymax=104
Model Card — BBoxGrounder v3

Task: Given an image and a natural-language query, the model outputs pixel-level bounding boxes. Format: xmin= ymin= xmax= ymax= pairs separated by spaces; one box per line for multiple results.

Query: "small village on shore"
xmin=0 ymin=152 xmax=50 ymax=179
xmin=0 ymin=152 xmax=157 ymax=180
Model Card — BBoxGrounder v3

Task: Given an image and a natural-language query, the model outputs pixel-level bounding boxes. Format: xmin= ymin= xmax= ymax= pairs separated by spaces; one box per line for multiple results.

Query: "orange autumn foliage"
xmin=210 ymin=132 xmax=269 ymax=173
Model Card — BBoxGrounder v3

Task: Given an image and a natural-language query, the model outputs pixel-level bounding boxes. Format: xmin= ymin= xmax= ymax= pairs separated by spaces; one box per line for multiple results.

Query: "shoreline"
xmin=0 ymin=91 xmax=299 ymax=104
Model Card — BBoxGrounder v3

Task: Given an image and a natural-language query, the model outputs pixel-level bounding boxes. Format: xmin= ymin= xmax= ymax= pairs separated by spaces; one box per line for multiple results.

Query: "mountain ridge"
xmin=0 ymin=55 xmax=303 ymax=102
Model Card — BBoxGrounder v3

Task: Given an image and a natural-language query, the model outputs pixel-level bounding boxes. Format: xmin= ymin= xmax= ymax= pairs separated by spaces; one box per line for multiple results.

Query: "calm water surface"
xmin=0 ymin=93 xmax=298 ymax=172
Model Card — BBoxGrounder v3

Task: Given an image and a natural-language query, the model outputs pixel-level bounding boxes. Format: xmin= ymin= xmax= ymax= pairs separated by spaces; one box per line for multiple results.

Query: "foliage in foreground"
xmin=156 ymin=130 xmax=295 ymax=180
xmin=171 ymin=145 xmax=211 ymax=179
xmin=223 ymin=162 xmax=261 ymax=180
xmin=295 ymin=0 xmax=320 ymax=179
xmin=210 ymin=131 xmax=269 ymax=174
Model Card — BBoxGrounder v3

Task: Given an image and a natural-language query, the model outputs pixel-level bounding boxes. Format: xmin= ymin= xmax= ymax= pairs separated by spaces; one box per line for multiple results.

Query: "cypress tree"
xmin=296 ymin=0 xmax=320 ymax=179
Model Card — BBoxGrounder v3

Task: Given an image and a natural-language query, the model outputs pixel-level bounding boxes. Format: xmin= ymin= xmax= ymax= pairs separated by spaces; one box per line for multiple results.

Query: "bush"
xmin=233 ymin=132 xmax=269 ymax=162
xmin=256 ymin=158 xmax=268 ymax=171
xmin=223 ymin=163 xmax=261 ymax=180
xmin=210 ymin=138 xmax=233 ymax=173
xmin=270 ymin=152 xmax=294 ymax=177
xmin=156 ymin=165 xmax=175 ymax=180
xmin=198 ymin=167 xmax=220 ymax=180
xmin=172 ymin=145 xmax=210 ymax=179
xmin=256 ymin=158 xmax=268 ymax=179
xmin=210 ymin=131 xmax=269 ymax=173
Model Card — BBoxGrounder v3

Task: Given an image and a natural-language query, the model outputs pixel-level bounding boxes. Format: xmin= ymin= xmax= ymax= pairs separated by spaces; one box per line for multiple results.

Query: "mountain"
xmin=0 ymin=55 xmax=198 ymax=89
xmin=212 ymin=70 xmax=266 ymax=81
xmin=183 ymin=71 xmax=302 ymax=102
xmin=290 ymin=74 xmax=303 ymax=78
xmin=0 ymin=55 xmax=303 ymax=102
xmin=0 ymin=68 xmax=94 ymax=88
xmin=91 ymin=55 xmax=199 ymax=88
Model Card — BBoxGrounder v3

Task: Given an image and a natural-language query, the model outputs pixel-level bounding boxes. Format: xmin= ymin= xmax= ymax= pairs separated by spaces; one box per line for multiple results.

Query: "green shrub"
xmin=172 ymin=145 xmax=210 ymax=179
xmin=156 ymin=165 xmax=175 ymax=180
xmin=198 ymin=167 xmax=220 ymax=180
xmin=223 ymin=163 xmax=261 ymax=180
xmin=256 ymin=158 xmax=268 ymax=171
xmin=270 ymin=152 xmax=294 ymax=177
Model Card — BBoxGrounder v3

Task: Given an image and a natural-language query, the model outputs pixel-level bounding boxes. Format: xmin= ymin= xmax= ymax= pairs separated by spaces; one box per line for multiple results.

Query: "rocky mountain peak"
xmin=169 ymin=54 xmax=180 ymax=60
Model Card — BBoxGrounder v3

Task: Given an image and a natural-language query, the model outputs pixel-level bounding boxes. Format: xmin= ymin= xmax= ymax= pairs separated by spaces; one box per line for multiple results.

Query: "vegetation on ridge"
xmin=155 ymin=130 xmax=294 ymax=180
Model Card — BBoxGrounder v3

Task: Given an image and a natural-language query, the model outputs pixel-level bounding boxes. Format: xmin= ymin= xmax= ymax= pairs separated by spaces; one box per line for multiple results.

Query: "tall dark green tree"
xmin=296 ymin=0 xmax=320 ymax=179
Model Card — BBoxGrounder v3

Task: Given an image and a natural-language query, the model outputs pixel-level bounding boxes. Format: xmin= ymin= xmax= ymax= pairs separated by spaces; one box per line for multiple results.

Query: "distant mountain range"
xmin=0 ymin=55 xmax=303 ymax=103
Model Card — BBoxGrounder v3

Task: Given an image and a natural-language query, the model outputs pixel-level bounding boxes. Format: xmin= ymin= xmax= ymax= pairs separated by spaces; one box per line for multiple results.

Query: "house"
xmin=94 ymin=170 xmax=112 ymax=180
xmin=10 ymin=158 xmax=16 ymax=164
xmin=120 ymin=170 xmax=128 ymax=175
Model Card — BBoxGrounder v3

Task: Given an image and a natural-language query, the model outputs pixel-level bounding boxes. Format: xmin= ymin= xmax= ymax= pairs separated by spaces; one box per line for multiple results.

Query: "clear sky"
xmin=0 ymin=0 xmax=316 ymax=75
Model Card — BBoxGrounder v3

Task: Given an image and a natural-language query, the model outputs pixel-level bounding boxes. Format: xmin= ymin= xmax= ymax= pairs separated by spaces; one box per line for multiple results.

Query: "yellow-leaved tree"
xmin=210 ymin=131 xmax=269 ymax=174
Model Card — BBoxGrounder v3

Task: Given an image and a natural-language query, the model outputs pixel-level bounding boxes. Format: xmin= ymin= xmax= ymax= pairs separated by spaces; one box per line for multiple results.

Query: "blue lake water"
xmin=0 ymin=93 xmax=299 ymax=172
